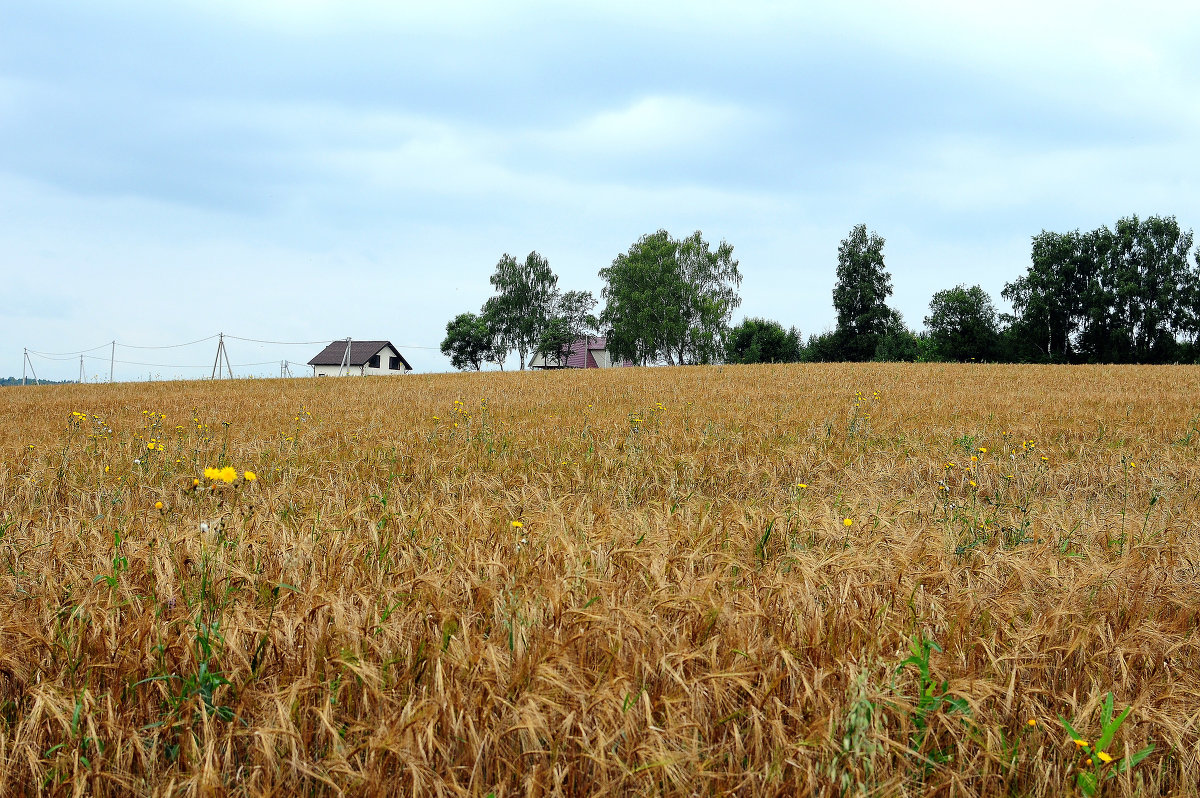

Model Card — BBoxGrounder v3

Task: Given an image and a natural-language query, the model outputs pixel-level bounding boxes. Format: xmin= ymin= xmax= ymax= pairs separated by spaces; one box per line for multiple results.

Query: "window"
xmin=390 ymin=356 xmax=401 ymax=370
xmin=368 ymin=354 xmax=381 ymax=368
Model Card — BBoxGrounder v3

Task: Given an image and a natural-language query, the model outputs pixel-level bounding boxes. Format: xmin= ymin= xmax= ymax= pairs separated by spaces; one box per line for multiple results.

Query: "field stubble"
xmin=1 ymin=363 xmax=1199 ymax=796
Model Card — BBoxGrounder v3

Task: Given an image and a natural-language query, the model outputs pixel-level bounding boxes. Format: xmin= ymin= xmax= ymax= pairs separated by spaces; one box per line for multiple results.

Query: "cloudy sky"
xmin=3 ymin=1 xmax=1198 ymax=379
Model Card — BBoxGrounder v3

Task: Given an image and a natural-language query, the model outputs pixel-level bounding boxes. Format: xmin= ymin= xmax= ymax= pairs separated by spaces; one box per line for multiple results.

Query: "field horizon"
xmin=2 ymin=363 xmax=1199 ymax=796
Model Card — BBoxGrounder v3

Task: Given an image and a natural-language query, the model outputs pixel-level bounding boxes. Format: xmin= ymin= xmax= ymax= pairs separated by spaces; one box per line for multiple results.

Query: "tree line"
xmin=443 ymin=214 xmax=1200 ymax=369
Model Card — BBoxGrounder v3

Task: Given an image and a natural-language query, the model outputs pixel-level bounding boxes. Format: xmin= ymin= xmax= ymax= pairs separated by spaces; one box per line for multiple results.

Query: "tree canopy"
xmin=599 ymin=230 xmax=741 ymax=365
xmin=925 ymin=284 xmax=1000 ymax=362
xmin=484 ymin=251 xmax=559 ymax=370
xmin=832 ymin=224 xmax=894 ymax=361
xmin=440 ymin=312 xmax=501 ymax=372
xmin=725 ymin=318 xmax=801 ymax=364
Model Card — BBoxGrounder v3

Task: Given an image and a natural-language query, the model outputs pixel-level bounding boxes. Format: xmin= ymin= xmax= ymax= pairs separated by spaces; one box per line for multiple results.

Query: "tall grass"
xmin=1 ymin=363 xmax=1198 ymax=795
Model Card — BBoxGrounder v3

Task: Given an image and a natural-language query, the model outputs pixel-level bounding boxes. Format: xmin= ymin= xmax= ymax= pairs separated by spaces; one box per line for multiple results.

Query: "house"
xmin=529 ymin=337 xmax=631 ymax=369
xmin=307 ymin=340 xmax=413 ymax=377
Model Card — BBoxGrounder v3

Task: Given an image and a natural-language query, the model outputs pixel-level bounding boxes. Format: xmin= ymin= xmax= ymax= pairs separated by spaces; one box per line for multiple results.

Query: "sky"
xmin=3 ymin=0 xmax=1198 ymax=379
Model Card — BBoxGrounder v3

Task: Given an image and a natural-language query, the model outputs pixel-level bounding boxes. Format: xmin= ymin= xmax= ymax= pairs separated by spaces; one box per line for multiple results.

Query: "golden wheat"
xmin=1 ymin=363 xmax=1198 ymax=796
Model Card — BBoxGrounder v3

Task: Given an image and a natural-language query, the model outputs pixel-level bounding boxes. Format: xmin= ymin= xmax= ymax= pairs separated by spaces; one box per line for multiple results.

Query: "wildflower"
xmin=511 ymin=520 xmax=523 ymax=528
xmin=969 ymin=481 xmax=977 ymax=488
xmin=843 ymin=518 xmax=853 ymax=527
xmin=1027 ymin=718 xmax=1037 ymax=727
xmin=1073 ymin=738 xmax=1090 ymax=748
xmin=204 ymin=466 xmax=237 ymax=484
xmin=797 ymin=483 xmax=808 ymax=489
xmin=243 ymin=471 xmax=257 ymax=482
xmin=1041 ymin=456 xmax=1049 ymax=462
xmin=978 ymin=447 xmax=987 ymax=453
xmin=1085 ymin=758 xmax=1093 ymax=766
xmin=192 ymin=478 xmax=200 ymax=487
xmin=155 ymin=501 xmax=163 ymax=510
xmin=1097 ymin=751 xmax=1113 ymax=763
xmin=970 ymin=455 xmax=978 ymax=462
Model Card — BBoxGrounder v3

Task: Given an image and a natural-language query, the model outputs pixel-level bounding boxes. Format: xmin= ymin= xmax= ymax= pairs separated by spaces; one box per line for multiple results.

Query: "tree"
xmin=873 ymin=309 xmax=924 ymax=362
xmin=924 ymin=284 xmax=1000 ymax=362
xmin=441 ymin=312 xmax=496 ymax=371
xmin=1003 ymin=217 xmax=1200 ymax=363
xmin=599 ymin=230 xmax=741 ymax=365
xmin=484 ymin=251 xmax=559 ymax=370
xmin=1103 ymin=215 xmax=1196 ymax=363
xmin=832 ymin=224 xmax=894 ymax=360
xmin=725 ymin=318 xmax=802 ymax=364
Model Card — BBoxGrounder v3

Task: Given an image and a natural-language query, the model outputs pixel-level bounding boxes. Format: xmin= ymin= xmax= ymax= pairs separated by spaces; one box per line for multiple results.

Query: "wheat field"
xmin=1 ymin=363 xmax=1199 ymax=796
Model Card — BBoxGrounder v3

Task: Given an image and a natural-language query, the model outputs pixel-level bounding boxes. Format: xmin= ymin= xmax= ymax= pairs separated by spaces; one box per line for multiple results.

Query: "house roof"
xmin=564 ymin=336 xmax=608 ymax=369
xmin=307 ymin=340 xmax=412 ymax=370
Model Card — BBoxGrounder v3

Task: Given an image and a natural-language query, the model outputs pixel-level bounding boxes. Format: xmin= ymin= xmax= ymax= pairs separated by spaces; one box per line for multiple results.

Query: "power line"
xmin=22 ymin=331 xmax=442 ymax=379
xmin=27 ymin=342 xmax=112 ymax=357
xmin=225 ymin=335 xmax=333 ymax=346
xmin=117 ymin=334 xmax=220 ymax=350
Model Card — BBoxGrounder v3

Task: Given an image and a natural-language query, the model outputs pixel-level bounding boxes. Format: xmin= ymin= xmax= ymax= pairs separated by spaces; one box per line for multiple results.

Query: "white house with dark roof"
xmin=307 ymin=340 xmax=413 ymax=376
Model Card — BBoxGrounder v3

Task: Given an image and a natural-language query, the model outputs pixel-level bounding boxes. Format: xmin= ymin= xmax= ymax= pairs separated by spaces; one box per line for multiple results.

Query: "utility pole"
xmin=79 ymin=355 xmax=85 ymax=384
xmin=338 ymin=337 xmax=353 ymax=376
xmin=22 ymin=349 xmax=39 ymax=386
xmin=210 ymin=333 xmax=233 ymax=379
xmin=110 ymin=340 xmax=115 ymax=383
xmin=22 ymin=348 xmax=27 ymax=386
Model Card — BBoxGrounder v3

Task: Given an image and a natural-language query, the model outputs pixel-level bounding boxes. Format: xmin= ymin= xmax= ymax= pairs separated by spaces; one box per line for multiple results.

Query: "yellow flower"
xmin=1027 ymin=718 xmax=1037 ymax=727
xmin=970 ymin=455 xmax=978 ymax=462
xmin=154 ymin=501 xmax=163 ymax=510
xmin=147 ymin=442 xmax=154 ymax=450
xmin=243 ymin=471 xmax=257 ymax=482
xmin=1097 ymin=751 xmax=1113 ymax=763
xmin=969 ymin=480 xmax=977 ymax=488
xmin=843 ymin=518 xmax=853 ymax=527
xmin=1073 ymin=738 xmax=1089 ymax=748
xmin=978 ymin=447 xmax=987 ymax=453
xmin=1086 ymin=758 xmax=1093 ymax=766
xmin=511 ymin=520 xmax=523 ymax=528
xmin=797 ymin=483 xmax=808 ymax=489
xmin=192 ymin=478 xmax=200 ymax=487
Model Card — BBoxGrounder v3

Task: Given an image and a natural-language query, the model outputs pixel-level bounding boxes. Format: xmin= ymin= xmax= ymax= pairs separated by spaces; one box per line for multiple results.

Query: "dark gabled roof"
xmin=307 ymin=340 xmax=412 ymax=371
xmin=565 ymin=336 xmax=607 ymax=369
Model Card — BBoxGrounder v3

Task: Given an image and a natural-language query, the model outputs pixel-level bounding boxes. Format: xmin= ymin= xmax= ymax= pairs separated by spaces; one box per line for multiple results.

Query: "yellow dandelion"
xmin=511 ymin=520 xmax=523 ymax=528
xmin=154 ymin=501 xmax=163 ymax=510
xmin=1073 ymin=738 xmax=1089 ymax=748
xmin=192 ymin=477 xmax=200 ymax=487
xmin=243 ymin=471 xmax=257 ymax=482
xmin=1085 ymin=758 xmax=1093 ymax=766
xmin=843 ymin=518 xmax=853 ymax=527
xmin=978 ymin=447 xmax=987 ymax=453
xmin=1027 ymin=718 xmax=1037 ymax=727
xmin=969 ymin=480 xmax=977 ymax=487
